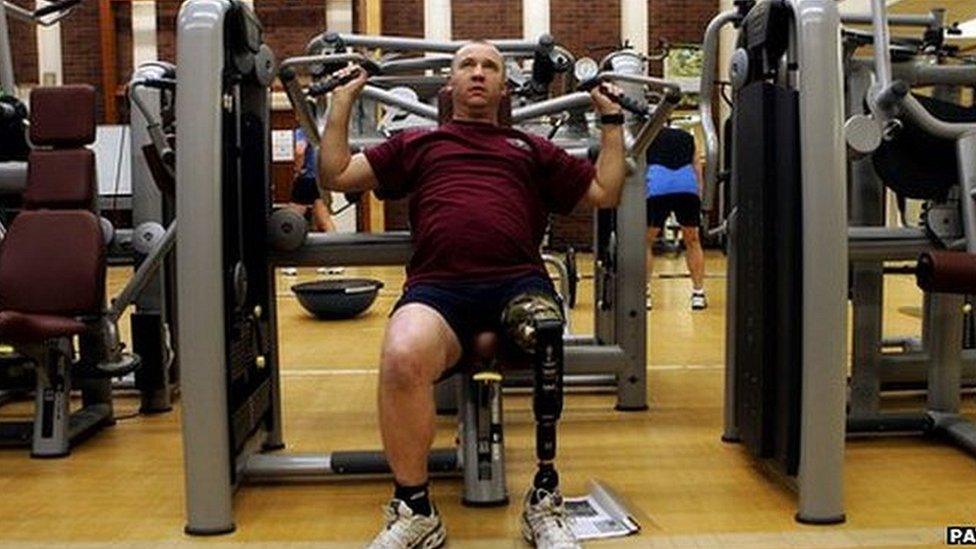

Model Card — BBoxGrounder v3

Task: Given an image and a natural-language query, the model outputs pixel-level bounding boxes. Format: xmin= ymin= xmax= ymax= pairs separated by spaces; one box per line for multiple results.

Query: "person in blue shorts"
xmin=288 ymin=126 xmax=336 ymax=232
xmin=645 ymin=125 xmax=707 ymax=310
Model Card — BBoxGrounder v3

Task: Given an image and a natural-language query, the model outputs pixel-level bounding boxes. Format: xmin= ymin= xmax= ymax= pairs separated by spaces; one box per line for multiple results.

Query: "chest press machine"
xmin=287 ymin=32 xmax=677 ymax=415
xmin=175 ymin=0 xmax=678 ymax=534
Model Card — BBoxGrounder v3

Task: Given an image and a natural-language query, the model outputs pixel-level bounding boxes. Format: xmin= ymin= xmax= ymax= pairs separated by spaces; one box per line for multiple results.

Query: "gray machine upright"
xmin=701 ymin=0 xmax=848 ymax=524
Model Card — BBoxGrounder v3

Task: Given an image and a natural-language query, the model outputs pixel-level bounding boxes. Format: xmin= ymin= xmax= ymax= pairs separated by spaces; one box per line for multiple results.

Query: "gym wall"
xmin=157 ymin=0 xmax=179 ymax=65
xmin=8 ymin=0 xmax=718 ymax=246
xmin=452 ymin=0 xmax=522 ymax=39
xmin=7 ymin=0 xmax=37 ymax=87
xmin=255 ymin=1 xmax=329 ymax=65
xmin=7 ymin=0 xmax=131 ymax=122
xmin=380 ymin=0 xmax=421 ymax=36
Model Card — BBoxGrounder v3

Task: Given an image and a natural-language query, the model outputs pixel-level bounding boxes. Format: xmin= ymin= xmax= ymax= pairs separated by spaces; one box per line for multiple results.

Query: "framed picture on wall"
xmin=663 ymin=45 xmax=703 ymax=109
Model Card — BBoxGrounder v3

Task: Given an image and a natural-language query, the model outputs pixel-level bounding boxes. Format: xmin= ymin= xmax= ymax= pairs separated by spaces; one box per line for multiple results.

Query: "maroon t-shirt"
xmin=364 ymin=120 xmax=594 ymax=286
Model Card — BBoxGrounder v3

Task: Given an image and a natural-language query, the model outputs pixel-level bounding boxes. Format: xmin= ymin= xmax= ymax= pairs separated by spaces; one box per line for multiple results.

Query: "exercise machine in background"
xmin=701 ymin=0 xmax=847 ymax=524
xmin=701 ymin=0 xmax=976 ymax=524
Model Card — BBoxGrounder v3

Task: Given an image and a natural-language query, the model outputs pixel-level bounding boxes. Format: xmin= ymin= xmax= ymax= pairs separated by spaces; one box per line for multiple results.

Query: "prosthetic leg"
xmin=502 ymin=292 xmax=566 ymax=495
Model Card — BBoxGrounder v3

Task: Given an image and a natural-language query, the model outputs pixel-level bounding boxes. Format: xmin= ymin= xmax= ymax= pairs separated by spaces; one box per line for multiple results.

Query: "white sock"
xmin=692 ymin=288 xmax=705 ymax=295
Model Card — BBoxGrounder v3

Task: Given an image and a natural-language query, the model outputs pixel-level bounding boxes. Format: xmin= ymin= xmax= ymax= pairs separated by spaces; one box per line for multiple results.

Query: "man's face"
xmin=449 ymin=43 xmax=506 ymax=115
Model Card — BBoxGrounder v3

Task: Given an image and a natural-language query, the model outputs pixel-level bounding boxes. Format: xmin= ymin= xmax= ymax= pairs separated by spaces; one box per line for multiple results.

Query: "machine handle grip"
xmin=577 ymin=80 xmax=649 ymax=116
xmin=308 ymin=61 xmax=381 ymax=97
xmin=33 ymin=0 xmax=82 ymax=18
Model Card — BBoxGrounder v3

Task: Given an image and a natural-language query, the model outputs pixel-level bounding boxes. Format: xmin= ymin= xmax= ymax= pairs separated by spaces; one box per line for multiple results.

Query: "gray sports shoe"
xmin=521 ymin=487 xmax=581 ymax=549
xmin=367 ymin=499 xmax=446 ymax=549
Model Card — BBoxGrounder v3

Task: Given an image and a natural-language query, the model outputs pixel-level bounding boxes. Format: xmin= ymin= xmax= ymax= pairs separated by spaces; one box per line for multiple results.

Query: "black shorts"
xmin=290 ymin=176 xmax=320 ymax=205
xmin=646 ymin=192 xmax=701 ymax=228
xmin=392 ymin=273 xmax=559 ymax=369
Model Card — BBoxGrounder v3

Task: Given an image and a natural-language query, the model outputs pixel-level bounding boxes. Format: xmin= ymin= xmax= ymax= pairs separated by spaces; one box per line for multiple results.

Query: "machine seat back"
xmin=0 ymin=86 xmax=104 ymax=346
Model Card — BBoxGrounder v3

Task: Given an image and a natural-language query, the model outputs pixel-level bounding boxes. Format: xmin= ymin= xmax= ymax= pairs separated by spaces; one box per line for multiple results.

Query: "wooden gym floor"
xmin=0 ymin=251 xmax=973 ymax=548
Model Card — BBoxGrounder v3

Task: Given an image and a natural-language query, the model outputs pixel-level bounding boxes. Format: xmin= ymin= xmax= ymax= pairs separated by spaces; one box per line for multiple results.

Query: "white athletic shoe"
xmin=646 ymin=285 xmax=653 ymax=310
xmin=367 ymin=499 xmax=446 ymax=549
xmin=691 ymin=291 xmax=708 ymax=311
xmin=521 ymin=487 xmax=581 ymax=549
xmin=281 ymin=267 xmax=298 ymax=276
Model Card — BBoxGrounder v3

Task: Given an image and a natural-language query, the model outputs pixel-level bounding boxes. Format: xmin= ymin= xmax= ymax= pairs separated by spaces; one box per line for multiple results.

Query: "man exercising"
xmin=320 ymin=41 xmax=626 ymax=549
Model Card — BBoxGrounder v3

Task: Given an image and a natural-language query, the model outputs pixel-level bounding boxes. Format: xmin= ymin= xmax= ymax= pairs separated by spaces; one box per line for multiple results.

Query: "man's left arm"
xmin=583 ymin=84 xmax=628 ymax=209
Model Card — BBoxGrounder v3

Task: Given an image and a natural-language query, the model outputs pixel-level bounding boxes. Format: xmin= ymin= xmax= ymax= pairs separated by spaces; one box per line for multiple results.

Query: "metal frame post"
xmin=792 ymin=0 xmax=847 ymax=524
xmin=699 ymin=9 xmax=741 ymax=441
xmin=263 ymin=265 xmax=285 ymax=450
xmin=0 ymin=1 xmax=15 ymax=93
xmin=847 ymin=63 xmax=886 ymax=419
xmin=129 ymin=68 xmax=174 ymax=413
xmin=613 ymin=153 xmax=647 ymax=410
xmin=925 ymin=292 xmax=964 ymax=413
xmin=176 ymin=0 xmax=236 ymax=535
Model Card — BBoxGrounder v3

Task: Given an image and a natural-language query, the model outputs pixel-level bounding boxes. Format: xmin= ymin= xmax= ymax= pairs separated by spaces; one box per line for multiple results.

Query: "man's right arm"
xmin=319 ymin=68 xmax=379 ymax=193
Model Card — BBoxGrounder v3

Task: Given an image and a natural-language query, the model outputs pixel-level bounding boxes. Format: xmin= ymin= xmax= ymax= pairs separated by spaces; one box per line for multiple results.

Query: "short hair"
xmin=451 ymin=40 xmax=505 ymax=76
